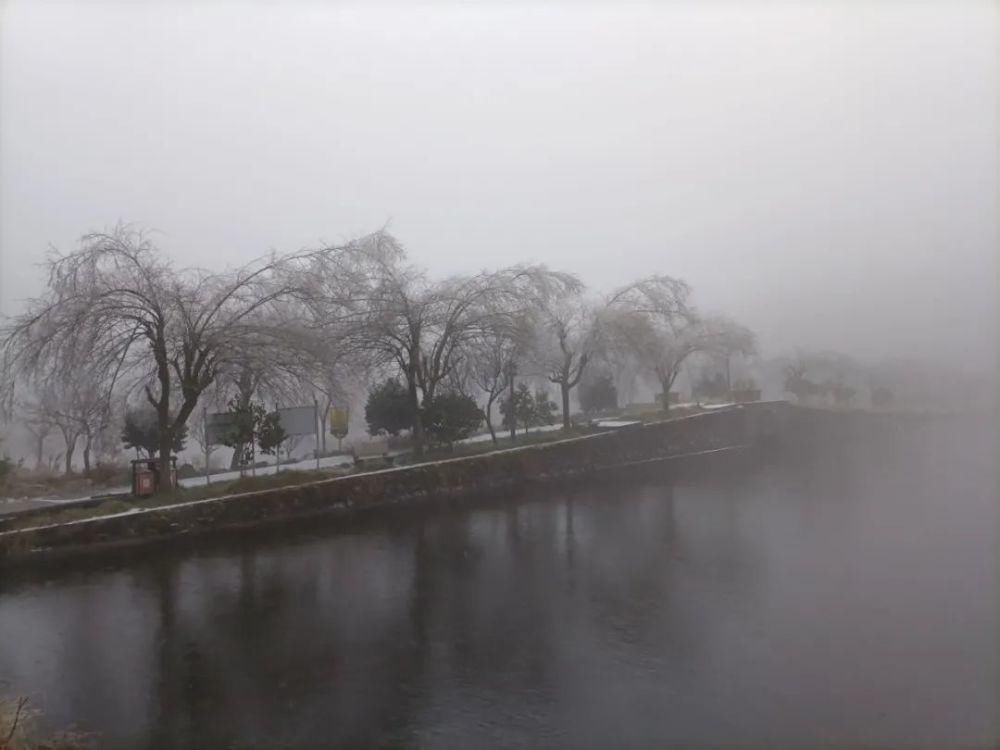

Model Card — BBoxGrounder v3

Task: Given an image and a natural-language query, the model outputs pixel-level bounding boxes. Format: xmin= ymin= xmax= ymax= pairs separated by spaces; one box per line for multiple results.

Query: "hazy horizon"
xmin=1 ymin=1 xmax=996 ymax=371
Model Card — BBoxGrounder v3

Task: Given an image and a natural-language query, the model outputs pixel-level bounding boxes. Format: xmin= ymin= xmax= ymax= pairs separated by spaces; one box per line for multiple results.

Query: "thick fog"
xmin=0 ymin=1 xmax=996 ymax=369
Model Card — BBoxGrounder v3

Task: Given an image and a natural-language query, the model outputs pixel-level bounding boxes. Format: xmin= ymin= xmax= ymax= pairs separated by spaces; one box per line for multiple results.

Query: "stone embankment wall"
xmin=0 ymin=403 xmax=784 ymax=563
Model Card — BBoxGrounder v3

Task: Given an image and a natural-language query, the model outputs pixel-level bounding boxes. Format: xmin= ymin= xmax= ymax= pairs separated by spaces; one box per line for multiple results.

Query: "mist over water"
xmin=0 ymin=417 xmax=993 ymax=748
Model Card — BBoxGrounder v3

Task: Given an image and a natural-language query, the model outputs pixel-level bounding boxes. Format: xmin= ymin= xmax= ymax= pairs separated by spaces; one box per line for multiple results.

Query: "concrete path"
xmin=1 ymin=426 xmax=566 ymax=511
xmin=2 ymin=454 xmax=356 ymax=512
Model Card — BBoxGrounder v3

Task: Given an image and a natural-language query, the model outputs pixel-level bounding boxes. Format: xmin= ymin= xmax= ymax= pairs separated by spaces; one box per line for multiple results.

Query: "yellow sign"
xmin=329 ymin=407 xmax=349 ymax=438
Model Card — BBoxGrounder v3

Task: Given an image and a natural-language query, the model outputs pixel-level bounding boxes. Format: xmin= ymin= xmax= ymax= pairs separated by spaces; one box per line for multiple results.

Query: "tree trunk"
xmin=661 ymin=378 xmax=671 ymax=413
xmin=82 ymin=433 xmax=93 ymax=475
xmin=230 ymin=370 xmax=256 ymax=469
xmin=412 ymin=411 xmax=425 ymax=457
xmin=321 ymin=396 xmax=332 ymax=455
xmin=508 ymin=375 xmax=516 ymax=441
xmin=34 ymin=435 xmax=45 ymax=470
xmin=561 ymin=383 xmax=571 ymax=431
xmin=156 ymin=401 xmax=174 ymax=491
xmin=149 ymin=331 xmax=176 ymax=493
xmin=408 ymin=374 xmax=424 ymax=458
xmin=158 ymin=427 xmax=174 ymax=491
xmin=484 ymin=397 xmax=497 ymax=444
xmin=63 ymin=433 xmax=76 ymax=476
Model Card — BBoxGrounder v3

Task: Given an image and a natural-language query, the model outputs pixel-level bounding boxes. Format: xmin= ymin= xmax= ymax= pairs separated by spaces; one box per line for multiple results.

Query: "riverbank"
xmin=0 ymin=404 xmax=778 ymax=565
xmin=0 ymin=407 xmax=711 ymax=513
xmin=5 ymin=401 xmax=973 ymax=566
xmin=0 ymin=424 xmax=608 ymax=532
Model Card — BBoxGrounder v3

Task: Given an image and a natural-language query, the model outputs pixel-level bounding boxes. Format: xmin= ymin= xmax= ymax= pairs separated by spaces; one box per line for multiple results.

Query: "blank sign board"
xmin=278 ymin=405 xmax=318 ymax=437
xmin=205 ymin=412 xmax=235 ymax=446
xmin=205 ymin=404 xmax=317 ymax=445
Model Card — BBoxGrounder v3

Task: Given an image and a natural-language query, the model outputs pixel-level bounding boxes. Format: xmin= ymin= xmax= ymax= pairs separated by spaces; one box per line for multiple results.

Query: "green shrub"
xmin=365 ymin=378 xmax=414 ymax=436
xmin=423 ymin=392 xmax=482 ymax=447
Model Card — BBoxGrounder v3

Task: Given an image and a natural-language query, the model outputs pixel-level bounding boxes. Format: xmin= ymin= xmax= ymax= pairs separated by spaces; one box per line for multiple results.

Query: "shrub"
xmin=121 ymin=407 xmax=187 ymax=457
xmin=423 ymin=392 xmax=482 ymax=447
xmin=365 ymin=378 xmax=414 ymax=436
xmin=500 ymin=384 xmax=558 ymax=433
xmin=579 ymin=373 xmax=618 ymax=414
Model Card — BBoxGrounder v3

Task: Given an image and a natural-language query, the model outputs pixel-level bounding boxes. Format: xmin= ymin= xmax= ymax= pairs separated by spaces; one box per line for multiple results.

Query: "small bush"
xmin=365 ymin=378 xmax=414 ymax=436
xmin=424 ymin=392 xmax=482 ymax=447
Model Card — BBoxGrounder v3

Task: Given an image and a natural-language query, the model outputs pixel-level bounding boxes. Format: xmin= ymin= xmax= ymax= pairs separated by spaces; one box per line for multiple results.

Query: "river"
xmin=0 ymin=418 xmax=994 ymax=748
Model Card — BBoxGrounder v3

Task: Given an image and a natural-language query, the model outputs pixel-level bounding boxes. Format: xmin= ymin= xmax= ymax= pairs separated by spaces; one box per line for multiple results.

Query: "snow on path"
xmin=7 ymin=454 xmax=355 ymax=509
xmin=4 ymin=427 xmax=565 ymax=508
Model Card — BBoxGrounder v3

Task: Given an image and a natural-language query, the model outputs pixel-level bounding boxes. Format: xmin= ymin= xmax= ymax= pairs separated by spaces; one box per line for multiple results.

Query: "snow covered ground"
xmin=4 ymin=425 xmax=566 ymax=510
xmin=8 ymin=453 xmax=356 ymax=509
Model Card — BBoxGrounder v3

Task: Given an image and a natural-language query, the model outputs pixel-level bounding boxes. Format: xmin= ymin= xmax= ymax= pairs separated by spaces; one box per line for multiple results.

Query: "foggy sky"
xmin=1 ymin=1 xmax=996 ymax=370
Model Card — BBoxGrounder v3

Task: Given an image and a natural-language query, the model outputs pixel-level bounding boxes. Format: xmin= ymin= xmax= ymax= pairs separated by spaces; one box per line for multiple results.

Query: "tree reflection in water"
xmin=0 ymin=420 xmax=993 ymax=749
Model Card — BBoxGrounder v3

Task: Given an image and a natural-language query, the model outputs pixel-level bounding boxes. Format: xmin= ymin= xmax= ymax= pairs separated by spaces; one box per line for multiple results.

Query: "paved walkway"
xmin=2 ymin=454 xmax=356 ymax=512
xmin=2 ymin=425 xmax=567 ymax=511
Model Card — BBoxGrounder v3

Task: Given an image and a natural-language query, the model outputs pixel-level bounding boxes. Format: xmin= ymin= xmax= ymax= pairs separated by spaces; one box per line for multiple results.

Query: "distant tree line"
xmin=0 ymin=224 xmax=758 ymax=490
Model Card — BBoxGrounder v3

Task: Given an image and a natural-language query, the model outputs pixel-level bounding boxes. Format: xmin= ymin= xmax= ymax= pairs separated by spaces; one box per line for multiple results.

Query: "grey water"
xmin=0 ymin=420 xmax=995 ymax=749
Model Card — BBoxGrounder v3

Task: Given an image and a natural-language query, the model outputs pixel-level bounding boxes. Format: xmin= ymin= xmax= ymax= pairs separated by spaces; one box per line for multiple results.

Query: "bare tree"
xmin=20 ymin=395 xmax=81 ymax=477
xmin=783 ymin=349 xmax=859 ymax=406
xmin=467 ymin=323 xmax=525 ymax=444
xmin=1 ymin=224 xmax=347 ymax=491
xmin=307 ymin=231 xmax=578 ymax=455
xmin=693 ymin=314 xmax=758 ymax=392
xmin=297 ymin=354 xmax=362 ymax=456
xmin=530 ymin=293 xmax=599 ymax=430
xmin=603 ymin=275 xmax=702 ymax=412
xmin=22 ymin=411 xmax=53 ymax=471
xmin=603 ymin=278 xmax=757 ymax=412
xmin=19 ymin=394 xmax=71 ymax=474
xmin=15 ymin=358 xmax=110 ymax=475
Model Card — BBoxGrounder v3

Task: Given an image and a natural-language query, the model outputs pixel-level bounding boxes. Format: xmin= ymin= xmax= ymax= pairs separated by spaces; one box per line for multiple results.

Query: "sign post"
xmin=329 ymin=406 xmax=349 ymax=452
xmin=314 ymin=397 xmax=320 ymax=469
xmin=203 ymin=406 xmax=210 ymax=486
xmin=274 ymin=402 xmax=281 ymax=475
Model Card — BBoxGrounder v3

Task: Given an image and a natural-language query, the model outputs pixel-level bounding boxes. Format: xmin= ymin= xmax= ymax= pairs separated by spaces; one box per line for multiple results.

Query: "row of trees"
xmin=363 ymin=378 xmax=561 ymax=447
xmin=363 ymin=379 xmax=484 ymax=448
xmin=781 ymin=351 xmax=893 ymax=408
xmin=0 ymin=225 xmax=756 ymax=489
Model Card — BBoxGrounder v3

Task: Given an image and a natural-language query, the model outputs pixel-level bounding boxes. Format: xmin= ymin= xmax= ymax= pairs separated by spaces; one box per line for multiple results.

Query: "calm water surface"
xmin=0 ymin=421 xmax=995 ymax=748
